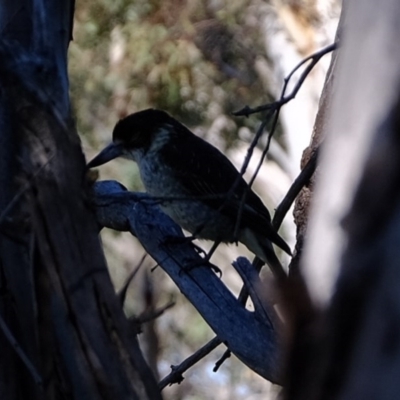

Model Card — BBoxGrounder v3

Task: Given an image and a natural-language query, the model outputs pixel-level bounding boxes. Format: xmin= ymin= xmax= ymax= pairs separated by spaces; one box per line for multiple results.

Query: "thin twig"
xmin=189 ymin=115 xmax=272 ymax=252
xmin=232 ymin=116 xmax=272 ymax=240
xmin=273 ymin=148 xmax=319 ymax=229
xmin=232 ymin=44 xmax=335 ymax=259
xmin=213 ymin=351 xmax=231 ymax=372
xmin=159 ymin=258 xmax=265 ymax=387
xmin=233 ymin=43 xmax=338 ymax=117
xmin=117 ymin=253 xmax=147 ymax=307
xmin=232 ymin=42 xmax=322 ymax=246
xmin=0 ymin=313 xmax=43 ymax=386
xmin=159 ymin=336 xmax=223 ymax=389
xmin=158 ymin=45 xmax=331 ymax=385
xmin=233 ymin=106 xmax=282 ymax=246
xmin=136 ymin=301 xmax=175 ymax=324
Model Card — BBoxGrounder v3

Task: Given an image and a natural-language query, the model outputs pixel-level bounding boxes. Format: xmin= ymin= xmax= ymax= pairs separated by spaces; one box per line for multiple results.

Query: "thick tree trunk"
xmin=0 ymin=2 xmax=161 ymax=399
xmin=286 ymin=0 xmax=400 ymax=398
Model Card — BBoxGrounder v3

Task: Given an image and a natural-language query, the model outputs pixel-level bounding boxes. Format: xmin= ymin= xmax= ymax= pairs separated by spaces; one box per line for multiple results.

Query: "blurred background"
xmin=69 ymin=0 xmax=340 ymax=398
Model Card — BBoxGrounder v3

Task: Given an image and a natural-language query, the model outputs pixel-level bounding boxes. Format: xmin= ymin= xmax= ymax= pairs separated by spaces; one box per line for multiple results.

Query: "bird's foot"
xmin=162 ymin=234 xmax=195 ymax=246
xmin=162 ymin=235 xmax=222 ymax=276
xmin=192 ymin=243 xmax=208 ymax=257
xmin=185 ymin=240 xmax=222 ymax=275
xmin=162 ymin=234 xmax=208 ymax=257
xmin=182 ymin=259 xmax=222 ymax=277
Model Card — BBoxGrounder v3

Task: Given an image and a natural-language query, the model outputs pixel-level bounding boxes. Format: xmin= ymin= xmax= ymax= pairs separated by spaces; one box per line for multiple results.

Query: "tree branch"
xmin=91 ymin=180 xmax=283 ymax=384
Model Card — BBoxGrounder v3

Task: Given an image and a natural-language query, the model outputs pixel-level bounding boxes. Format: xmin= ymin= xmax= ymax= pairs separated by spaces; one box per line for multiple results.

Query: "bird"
xmin=87 ymin=109 xmax=291 ymax=278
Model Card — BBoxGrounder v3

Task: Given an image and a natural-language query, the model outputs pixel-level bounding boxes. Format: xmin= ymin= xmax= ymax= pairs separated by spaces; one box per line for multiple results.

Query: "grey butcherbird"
xmin=87 ymin=109 xmax=291 ymax=278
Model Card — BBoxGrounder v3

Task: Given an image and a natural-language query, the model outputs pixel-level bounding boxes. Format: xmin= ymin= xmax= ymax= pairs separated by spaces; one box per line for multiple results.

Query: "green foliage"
xmin=69 ymin=0 xmax=272 ymax=146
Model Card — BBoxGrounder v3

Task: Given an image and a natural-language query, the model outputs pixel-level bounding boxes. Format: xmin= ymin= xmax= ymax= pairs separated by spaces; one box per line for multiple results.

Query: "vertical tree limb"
xmin=0 ymin=1 xmax=162 ymax=399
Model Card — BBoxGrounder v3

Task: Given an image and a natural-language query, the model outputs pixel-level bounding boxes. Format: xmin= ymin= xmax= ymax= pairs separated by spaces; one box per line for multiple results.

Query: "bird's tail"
xmin=240 ymin=228 xmax=287 ymax=280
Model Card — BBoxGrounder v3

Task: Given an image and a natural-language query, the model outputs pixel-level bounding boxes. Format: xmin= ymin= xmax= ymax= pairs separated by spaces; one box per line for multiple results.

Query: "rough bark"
xmin=91 ymin=181 xmax=282 ymax=383
xmin=286 ymin=0 xmax=400 ymax=398
xmin=0 ymin=1 xmax=161 ymax=399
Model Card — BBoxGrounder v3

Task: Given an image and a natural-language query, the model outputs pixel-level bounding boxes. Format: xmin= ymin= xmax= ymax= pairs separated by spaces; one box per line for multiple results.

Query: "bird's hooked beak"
xmin=86 ymin=142 xmax=124 ymax=169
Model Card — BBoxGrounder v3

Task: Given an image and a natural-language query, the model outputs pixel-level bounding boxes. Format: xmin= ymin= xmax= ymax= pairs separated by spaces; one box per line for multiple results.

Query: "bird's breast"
xmin=138 ymin=154 xmax=235 ymax=241
xmin=138 ymin=154 xmax=175 ymax=195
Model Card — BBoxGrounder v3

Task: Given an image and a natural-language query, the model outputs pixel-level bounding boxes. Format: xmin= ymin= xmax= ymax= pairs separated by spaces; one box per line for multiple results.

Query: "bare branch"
xmin=91 ymin=180 xmax=282 ymax=384
xmin=158 ymin=337 xmax=223 ymax=389
xmin=233 ymin=43 xmax=338 ymax=117
xmin=273 ymin=148 xmax=319 ymax=229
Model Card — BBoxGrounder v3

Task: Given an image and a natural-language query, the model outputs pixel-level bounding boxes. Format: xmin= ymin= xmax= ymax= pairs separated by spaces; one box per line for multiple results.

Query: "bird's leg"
xmin=203 ymin=240 xmax=221 ymax=263
xmin=183 ymin=240 xmax=222 ymax=277
xmin=161 ymin=213 xmax=217 ymax=257
xmin=185 ymin=240 xmax=221 ymax=264
xmin=192 ymin=242 xmax=208 ymax=257
xmin=162 ymin=234 xmax=208 ymax=256
xmin=184 ymin=260 xmax=222 ymax=277
xmin=162 ymin=214 xmax=222 ymax=258
xmin=162 ymin=233 xmax=196 ymax=246
xmin=161 ymin=233 xmax=217 ymax=269
xmin=181 ymin=221 xmax=222 ymax=260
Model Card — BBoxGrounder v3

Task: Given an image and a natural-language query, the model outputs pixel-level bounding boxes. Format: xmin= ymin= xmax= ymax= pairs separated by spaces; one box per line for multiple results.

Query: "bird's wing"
xmin=160 ymin=132 xmax=290 ymax=254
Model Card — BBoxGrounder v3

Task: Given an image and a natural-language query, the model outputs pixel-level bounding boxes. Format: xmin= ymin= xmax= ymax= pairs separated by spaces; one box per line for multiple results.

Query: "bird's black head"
xmin=113 ymin=108 xmax=174 ymax=149
xmin=87 ymin=108 xmax=176 ymax=169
